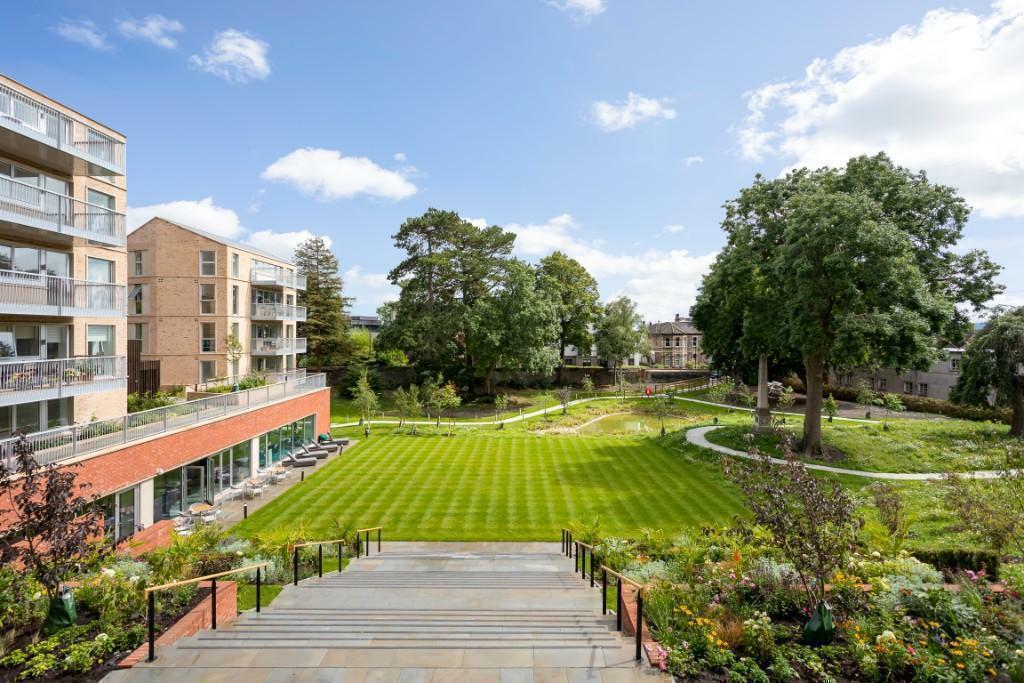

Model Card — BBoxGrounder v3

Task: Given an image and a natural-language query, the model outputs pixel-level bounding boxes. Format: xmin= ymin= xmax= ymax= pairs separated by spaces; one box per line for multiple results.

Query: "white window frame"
xmin=133 ymin=251 xmax=143 ymax=276
xmin=200 ymin=322 xmax=216 ymax=353
xmin=200 ymin=250 xmax=216 ymax=276
xmin=199 ymin=284 xmax=215 ymax=315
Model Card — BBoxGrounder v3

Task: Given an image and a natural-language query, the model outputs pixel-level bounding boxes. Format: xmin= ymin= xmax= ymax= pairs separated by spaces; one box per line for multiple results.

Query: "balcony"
xmin=250 ymin=302 xmax=307 ymax=322
xmin=250 ymin=265 xmax=306 ymax=290
xmin=0 ymin=270 xmax=125 ymax=317
xmin=0 ymin=82 xmax=125 ymax=177
xmin=0 ymin=176 xmax=126 ymax=247
xmin=250 ymin=337 xmax=307 ymax=355
xmin=0 ymin=355 xmax=126 ymax=407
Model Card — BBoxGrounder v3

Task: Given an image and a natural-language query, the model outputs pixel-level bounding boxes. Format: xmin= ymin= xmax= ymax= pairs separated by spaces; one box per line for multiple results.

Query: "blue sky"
xmin=4 ymin=1 xmax=1021 ymax=320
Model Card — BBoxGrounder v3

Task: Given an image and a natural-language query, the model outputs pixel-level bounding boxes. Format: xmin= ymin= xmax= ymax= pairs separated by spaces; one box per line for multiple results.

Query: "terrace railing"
xmin=193 ymin=368 xmax=307 ymax=393
xmin=0 ymin=372 xmax=327 ymax=467
xmin=250 ymin=302 xmax=307 ymax=321
xmin=251 ymin=337 xmax=307 ymax=355
xmin=0 ymin=175 xmax=127 ymax=245
xmin=0 ymin=355 xmax=124 ymax=405
xmin=0 ymin=268 xmax=125 ymax=316
xmin=250 ymin=265 xmax=307 ymax=290
xmin=0 ymin=82 xmax=125 ymax=174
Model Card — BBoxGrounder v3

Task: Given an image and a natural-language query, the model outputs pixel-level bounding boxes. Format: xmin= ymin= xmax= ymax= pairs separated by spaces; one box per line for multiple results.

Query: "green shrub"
xmin=815 ymin=382 xmax=1013 ymax=423
xmin=0 ymin=568 xmax=47 ymax=636
xmin=126 ymin=391 xmax=177 ymax=413
xmin=911 ymin=549 xmax=1001 ymax=580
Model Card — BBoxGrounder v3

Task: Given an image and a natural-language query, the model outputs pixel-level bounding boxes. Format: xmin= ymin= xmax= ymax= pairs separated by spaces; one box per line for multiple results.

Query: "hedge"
xmin=780 ymin=378 xmax=1012 ymax=424
xmin=911 ymin=549 xmax=1001 ymax=580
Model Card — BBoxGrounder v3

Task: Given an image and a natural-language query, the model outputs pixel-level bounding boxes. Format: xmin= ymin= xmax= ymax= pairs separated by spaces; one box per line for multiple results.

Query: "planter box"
xmin=117 ymin=579 xmax=237 ymax=668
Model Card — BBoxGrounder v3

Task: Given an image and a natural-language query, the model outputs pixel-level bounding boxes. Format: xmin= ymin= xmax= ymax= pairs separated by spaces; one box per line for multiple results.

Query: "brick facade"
xmin=648 ymin=317 xmax=709 ymax=369
xmin=73 ymin=387 xmax=330 ymax=499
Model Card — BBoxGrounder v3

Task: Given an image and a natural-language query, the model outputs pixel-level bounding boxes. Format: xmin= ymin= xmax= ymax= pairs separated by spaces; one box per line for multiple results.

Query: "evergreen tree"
xmin=294 ymin=237 xmax=352 ymax=369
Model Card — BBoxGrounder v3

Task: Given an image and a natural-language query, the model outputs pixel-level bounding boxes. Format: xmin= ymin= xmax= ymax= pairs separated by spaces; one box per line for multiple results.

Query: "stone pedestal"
xmin=753 ymin=353 xmax=773 ymax=434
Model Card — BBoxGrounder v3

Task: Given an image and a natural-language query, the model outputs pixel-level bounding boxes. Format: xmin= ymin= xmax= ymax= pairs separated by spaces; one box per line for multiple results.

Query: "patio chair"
xmin=245 ymin=480 xmax=266 ymax=499
xmin=199 ymin=505 xmax=222 ymax=523
xmin=172 ymin=514 xmax=195 ymax=536
xmin=271 ymin=469 xmax=288 ymax=484
xmin=300 ymin=444 xmax=329 ymax=460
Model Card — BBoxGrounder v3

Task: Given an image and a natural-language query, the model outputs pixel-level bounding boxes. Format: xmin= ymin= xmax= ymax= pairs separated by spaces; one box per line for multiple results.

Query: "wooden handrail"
xmin=145 ymin=562 xmax=268 ymax=594
xmin=600 ymin=564 xmax=646 ymax=592
xmin=356 ymin=526 xmax=382 ymax=533
xmin=291 ymin=538 xmax=348 ymax=550
xmin=575 ymin=540 xmax=595 ymax=550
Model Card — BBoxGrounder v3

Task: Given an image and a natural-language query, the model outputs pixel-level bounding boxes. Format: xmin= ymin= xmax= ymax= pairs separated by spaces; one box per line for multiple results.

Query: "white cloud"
xmin=507 ymin=214 xmax=716 ymax=321
xmin=591 ymin=92 xmax=676 ymax=132
xmin=660 ymin=224 xmax=685 ymax=237
xmin=345 ymin=265 xmax=399 ymax=310
xmin=738 ymin=0 xmax=1024 ymax=218
xmin=262 ymin=147 xmax=417 ymax=201
xmin=53 ymin=20 xmax=111 ymax=51
xmin=117 ymin=15 xmax=184 ymax=49
xmin=549 ymin=0 xmax=607 ymax=21
xmin=127 ymin=197 xmax=244 ymax=238
xmin=684 ymin=156 xmax=704 ymax=166
xmin=465 ymin=217 xmax=489 ymax=229
xmin=189 ymin=29 xmax=270 ymax=83
xmin=247 ymin=188 xmax=266 ymax=214
xmin=246 ymin=229 xmax=330 ymax=261
xmin=393 ymin=152 xmax=407 ymax=162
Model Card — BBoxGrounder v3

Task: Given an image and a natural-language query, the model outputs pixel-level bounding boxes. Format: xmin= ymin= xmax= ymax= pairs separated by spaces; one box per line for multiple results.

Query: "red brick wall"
xmin=76 ymin=387 xmax=330 ymax=497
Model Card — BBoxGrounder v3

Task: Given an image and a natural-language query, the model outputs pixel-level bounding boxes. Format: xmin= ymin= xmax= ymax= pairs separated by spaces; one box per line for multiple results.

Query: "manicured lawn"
xmin=237 ymin=583 xmax=282 ymax=611
xmin=232 ymin=429 xmax=748 ymax=541
xmin=704 ymin=417 xmax=1014 ymax=473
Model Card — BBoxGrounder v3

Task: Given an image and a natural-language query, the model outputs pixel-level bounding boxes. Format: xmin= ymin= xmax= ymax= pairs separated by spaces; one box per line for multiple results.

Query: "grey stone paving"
xmin=106 ymin=543 xmax=668 ymax=683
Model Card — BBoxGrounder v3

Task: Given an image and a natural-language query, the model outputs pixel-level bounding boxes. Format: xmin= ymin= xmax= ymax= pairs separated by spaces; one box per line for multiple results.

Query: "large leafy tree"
xmin=378 ymin=209 xmax=515 ymax=378
xmin=950 ymin=306 xmax=1024 ymax=437
xmin=537 ymin=252 xmax=601 ymax=377
xmin=466 ymin=260 xmax=560 ymax=393
xmin=594 ymin=296 xmax=647 ymax=368
xmin=694 ymin=154 xmax=1001 ymax=454
xmin=294 ymin=237 xmax=352 ymax=369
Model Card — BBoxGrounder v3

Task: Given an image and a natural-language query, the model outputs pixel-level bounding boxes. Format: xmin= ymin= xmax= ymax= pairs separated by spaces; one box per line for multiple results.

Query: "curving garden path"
xmin=686 ymin=425 xmax=1005 ymax=481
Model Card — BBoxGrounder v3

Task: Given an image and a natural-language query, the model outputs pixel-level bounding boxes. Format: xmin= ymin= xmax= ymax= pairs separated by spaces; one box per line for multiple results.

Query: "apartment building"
xmin=648 ymin=315 xmax=709 ymax=368
xmin=0 ymin=74 xmax=128 ymax=437
xmin=830 ymin=349 xmax=965 ymax=401
xmin=128 ymin=218 xmax=307 ymax=388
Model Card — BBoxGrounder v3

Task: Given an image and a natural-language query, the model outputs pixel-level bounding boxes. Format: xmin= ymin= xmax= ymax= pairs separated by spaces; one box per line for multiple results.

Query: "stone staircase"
xmin=106 ymin=542 xmax=666 ymax=682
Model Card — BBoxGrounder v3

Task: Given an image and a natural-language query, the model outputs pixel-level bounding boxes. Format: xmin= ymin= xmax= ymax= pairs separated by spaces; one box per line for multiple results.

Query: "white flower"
xmin=33 ymin=592 xmax=42 ymax=600
xmin=96 ymin=633 xmax=109 ymax=641
xmin=129 ymin=575 xmax=140 ymax=583
xmin=871 ymin=551 xmax=881 ymax=558
xmin=101 ymin=567 xmax=115 ymax=577
xmin=876 ymin=630 xmax=897 ymax=644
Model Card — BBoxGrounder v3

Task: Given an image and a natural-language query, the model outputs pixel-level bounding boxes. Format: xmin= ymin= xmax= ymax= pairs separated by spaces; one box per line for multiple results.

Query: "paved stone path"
xmin=106 ymin=542 xmax=667 ymax=683
xmin=687 ymin=425 xmax=1005 ymax=481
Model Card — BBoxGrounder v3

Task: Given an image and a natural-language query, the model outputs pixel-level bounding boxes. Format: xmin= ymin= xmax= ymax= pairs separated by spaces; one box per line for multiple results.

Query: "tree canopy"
xmin=537 ymin=251 xmax=601 ymax=369
xmin=950 ymin=306 xmax=1024 ymax=437
xmin=693 ymin=153 xmax=1001 ymax=454
xmin=294 ymin=236 xmax=352 ymax=369
xmin=594 ymin=296 xmax=647 ymax=367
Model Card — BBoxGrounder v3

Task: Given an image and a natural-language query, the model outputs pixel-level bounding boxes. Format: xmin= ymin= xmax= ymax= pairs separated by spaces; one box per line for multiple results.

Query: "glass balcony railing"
xmin=0 ymin=82 xmax=125 ymax=176
xmin=250 ymin=302 xmax=307 ymax=321
xmin=0 ymin=355 xmax=125 ymax=407
xmin=0 ymin=175 xmax=126 ymax=246
xmin=250 ymin=337 xmax=307 ymax=355
xmin=249 ymin=265 xmax=306 ymax=290
xmin=0 ymin=269 xmax=125 ymax=317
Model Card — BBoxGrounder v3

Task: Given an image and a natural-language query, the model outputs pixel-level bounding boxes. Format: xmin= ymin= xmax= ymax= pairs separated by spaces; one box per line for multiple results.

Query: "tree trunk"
xmin=1012 ymin=376 xmax=1024 ymax=438
xmin=802 ymin=350 xmax=826 ymax=455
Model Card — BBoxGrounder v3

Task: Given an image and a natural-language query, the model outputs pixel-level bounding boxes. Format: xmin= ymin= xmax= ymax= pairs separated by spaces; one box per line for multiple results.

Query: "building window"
xmin=200 ymin=359 xmax=217 ymax=382
xmin=200 ymin=250 xmax=216 ymax=276
xmin=88 ymin=256 xmax=114 ymax=283
xmin=86 ymin=325 xmax=114 ymax=356
xmin=201 ymin=322 xmax=216 ymax=353
xmin=232 ymin=285 xmax=239 ymax=315
xmin=675 ymin=337 xmax=681 ymax=347
xmin=918 ymin=383 xmax=928 ymax=397
xmin=101 ymin=487 xmax=137 ymax=542
xmin=878 ymin=378 xmax=887 ymax=392
xmin=903 ymin=381 xmax=913 ymax=394
xmin=199 ymin=284 xmax=215 ymax=314
xmin=133 ymin=251 xmax=143 ymax=276
xmin=231 ymin=253 xmax=239 ymax=278
xmin=130 ymin=285 xmax=143 ymax=314
xmin=950 ymin=357 xmax=961 ymax=372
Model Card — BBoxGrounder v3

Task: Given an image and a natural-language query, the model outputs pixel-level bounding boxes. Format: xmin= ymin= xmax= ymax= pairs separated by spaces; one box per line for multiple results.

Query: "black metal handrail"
xmin=561 ymin=529 xmax=645 ymax=661
xmin=144 ymin=562 xmax=268 ymax=663
xmin=355 ymin=526 xmax=383 ymax=558
xmin=290 ymin=538 xmax=348 ymax=585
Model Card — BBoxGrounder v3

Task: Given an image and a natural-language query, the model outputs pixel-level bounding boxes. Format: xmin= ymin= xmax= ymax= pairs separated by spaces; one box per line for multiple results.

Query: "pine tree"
xmin=294 ymin=237 xmax=352 ymax=369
